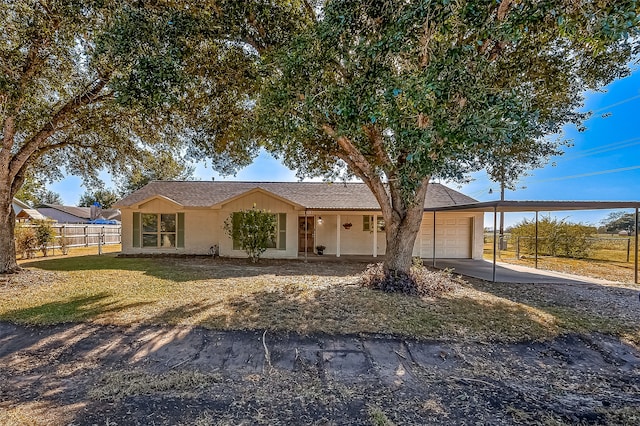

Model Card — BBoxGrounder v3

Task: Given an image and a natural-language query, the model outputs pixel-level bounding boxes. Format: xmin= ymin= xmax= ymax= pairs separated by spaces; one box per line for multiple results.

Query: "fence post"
xmin=516 ymin=237 xmax=520 ymax=259
xmin=98 ymin=226 xmax=103 ymax=255
xmin=628 ymin=238 xmax=631 ymax=263
xmin=84 ymin=225 xmax=89 ymax=247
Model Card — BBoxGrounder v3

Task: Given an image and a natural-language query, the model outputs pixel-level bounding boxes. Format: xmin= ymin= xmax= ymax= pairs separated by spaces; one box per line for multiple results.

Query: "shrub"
xmin=223 ymin=206 xmax=277 ymax=263
xmin=15 ymin=225 xmax=38 ymax=259
xmin=34 ymin=221 xmax=55 ymax=257
xmin=361 ymin=262 xmax=464 ymax=297
xmin=59 ymin=235 xmax=70 ymax=255
xmin=511 ymin=216 xmax=595 ymax=258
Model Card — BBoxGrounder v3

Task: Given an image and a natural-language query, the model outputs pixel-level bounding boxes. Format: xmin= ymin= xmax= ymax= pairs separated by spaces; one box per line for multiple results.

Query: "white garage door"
xmin=420 ymin=215 xmax=472 ymax=258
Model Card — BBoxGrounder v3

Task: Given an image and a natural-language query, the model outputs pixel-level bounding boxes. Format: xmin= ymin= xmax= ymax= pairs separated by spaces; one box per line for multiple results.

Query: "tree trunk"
xmin=0 ymin=189 xmax=20 ymax=274
xmin=382 ymin=200 xmax=424 ymax=276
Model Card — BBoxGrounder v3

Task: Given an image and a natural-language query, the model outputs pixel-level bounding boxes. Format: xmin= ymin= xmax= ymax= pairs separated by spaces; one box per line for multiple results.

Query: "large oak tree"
xmin=258 ymin=0 xmax=639 ymax=284
xmin=0 ymin=0 xmax=313 ymax=273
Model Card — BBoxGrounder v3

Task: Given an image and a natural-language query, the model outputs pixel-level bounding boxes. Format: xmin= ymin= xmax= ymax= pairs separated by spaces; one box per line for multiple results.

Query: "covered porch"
xmin=296 ymin=211 xmax=387 ymax=258
xmin=297 ymin=208 xmax=484 ymax=261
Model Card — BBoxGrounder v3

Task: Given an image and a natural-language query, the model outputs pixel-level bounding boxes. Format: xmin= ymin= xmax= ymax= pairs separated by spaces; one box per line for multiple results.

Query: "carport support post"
xmin=635 ymin=208 xmax=638 ymax=284
xmin=304 ymin=210 xmax=308 ymax=263
xmin=535 ymin=211 xmax=539 ymax=270
xmin=492 ymin=206 xmax=497 ymax=282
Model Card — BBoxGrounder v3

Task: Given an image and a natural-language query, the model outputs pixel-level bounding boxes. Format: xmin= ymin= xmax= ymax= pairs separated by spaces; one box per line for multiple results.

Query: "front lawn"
xmin=1 ymin=255 xmax=638 ymax=345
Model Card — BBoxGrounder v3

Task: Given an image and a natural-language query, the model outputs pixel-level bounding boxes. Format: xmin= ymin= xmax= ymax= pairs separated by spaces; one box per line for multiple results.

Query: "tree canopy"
xmin=14 ymin=175 xmax=62 ymax=206
xmin=0 ymin=0 xmax=314 ymax=272
xmin=257 ymin=0 xmax=640 ymax=279
xmin=114 ymin=149 xmax=196 ymax=197
xmin=601 ymin=211 xmax=638 ymax=234
xmin=1 ymin=0 xmax=313 ymax=203
xmin=78 ymin=189 xmax=120 ymax=209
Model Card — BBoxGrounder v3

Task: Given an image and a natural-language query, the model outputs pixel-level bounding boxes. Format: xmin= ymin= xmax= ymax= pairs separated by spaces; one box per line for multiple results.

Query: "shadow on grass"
xmin=138 ymin=285 xmax=563 ymax=342
xmin=20 ymin=255 xmax=369 ymax=282
xmin=0 ymin=292 xmax=154 ymax=325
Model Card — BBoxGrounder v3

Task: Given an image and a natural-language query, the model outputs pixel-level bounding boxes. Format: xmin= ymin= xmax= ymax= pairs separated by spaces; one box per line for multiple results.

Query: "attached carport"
xmin=425 ymin=201 xmax=640 ymax=284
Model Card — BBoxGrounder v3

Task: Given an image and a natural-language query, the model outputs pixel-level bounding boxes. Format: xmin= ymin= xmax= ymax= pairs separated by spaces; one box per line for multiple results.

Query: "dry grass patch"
xmin=1 ymin=255 xmax=637 ymax=342
xmin=0 ymin=402 xmax=81 ymax=426
xmin=89 ymin=370 xmax=223 ymax=401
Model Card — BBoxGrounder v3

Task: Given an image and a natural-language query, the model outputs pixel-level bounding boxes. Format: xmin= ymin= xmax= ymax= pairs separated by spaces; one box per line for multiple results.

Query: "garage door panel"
xmin=420 ymin=216 xmax=472 ymax=258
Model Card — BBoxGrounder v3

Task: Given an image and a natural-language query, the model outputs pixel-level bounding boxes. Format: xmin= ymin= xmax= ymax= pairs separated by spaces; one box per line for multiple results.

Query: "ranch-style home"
xmin=114 ymin=181 xmax=484 ymax=259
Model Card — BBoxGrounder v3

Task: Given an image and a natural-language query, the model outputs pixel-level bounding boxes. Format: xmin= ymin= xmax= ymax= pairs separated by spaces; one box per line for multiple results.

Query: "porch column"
xmin=432 ymin=211 xmax=436 ymax=267
xmin=373 ymin=213 xmax=378 ymax=258
xmin=304 ymin=210 xmax=308 ymax=263
xmin=336 ymin=214 xmax=341 ymax=258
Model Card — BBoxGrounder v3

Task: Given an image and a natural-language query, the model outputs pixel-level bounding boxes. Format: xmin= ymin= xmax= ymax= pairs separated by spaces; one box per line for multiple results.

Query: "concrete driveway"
xmin=432 ymin=259 xmax=618 ymax=285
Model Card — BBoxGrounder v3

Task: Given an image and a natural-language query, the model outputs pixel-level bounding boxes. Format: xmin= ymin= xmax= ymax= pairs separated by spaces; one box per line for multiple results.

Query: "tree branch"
xmin=362 ymin=124 xmax=391 ymax=172
xmin=497 ymin=0 xmax=513 ymax=22
xmin=322 ymin=123 xmax=392 ymax=219
xmin=8 ymin=78 xmax=110 ymax=178
xmin=302 ymin=0 xmax=317 ymax=23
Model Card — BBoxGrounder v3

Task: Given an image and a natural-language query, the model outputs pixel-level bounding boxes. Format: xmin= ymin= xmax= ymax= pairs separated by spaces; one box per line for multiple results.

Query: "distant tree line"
xmin=600 ymin=212 xmax=637 ymax=235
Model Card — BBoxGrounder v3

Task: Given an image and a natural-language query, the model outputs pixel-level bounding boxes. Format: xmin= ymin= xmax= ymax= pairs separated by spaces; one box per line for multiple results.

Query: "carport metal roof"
xmin=424 ymin=200 xmax=640 ymax=212
xmin=424 ymin=200 xmax=640 ymax=284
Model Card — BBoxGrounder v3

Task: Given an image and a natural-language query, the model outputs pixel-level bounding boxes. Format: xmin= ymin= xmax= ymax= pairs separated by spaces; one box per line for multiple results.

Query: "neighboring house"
xmin=114 ymin=181 xmax=484 ymax=259
xmin=12 ymin=198 xmax=30 ymax=216
xmin=36 ymin=204 xmax=121 ymax=224
xmin=16 ymin=208 xmax=50 ymax=222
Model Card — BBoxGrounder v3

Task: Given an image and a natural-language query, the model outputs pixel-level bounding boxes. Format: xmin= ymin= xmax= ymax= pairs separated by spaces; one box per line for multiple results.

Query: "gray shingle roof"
xmin=115 ymin=181 xmax=476 ymax=210
xmin=37 ymin=204 xmax=91 ymax=219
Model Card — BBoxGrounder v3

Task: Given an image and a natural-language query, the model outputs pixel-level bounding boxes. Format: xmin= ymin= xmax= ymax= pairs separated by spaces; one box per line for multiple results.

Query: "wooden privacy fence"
xmin=53 ymin=224 xmax=121 ymax=249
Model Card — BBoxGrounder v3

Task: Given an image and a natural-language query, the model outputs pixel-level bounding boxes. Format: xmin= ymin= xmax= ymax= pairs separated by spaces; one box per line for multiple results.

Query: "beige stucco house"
xmin=114 ymin=181 xmax=484 ymax=259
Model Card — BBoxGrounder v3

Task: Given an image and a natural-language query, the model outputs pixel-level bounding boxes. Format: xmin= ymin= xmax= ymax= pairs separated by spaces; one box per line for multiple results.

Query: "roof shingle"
xmin=115 ymin=181 xmax=476 ymax=210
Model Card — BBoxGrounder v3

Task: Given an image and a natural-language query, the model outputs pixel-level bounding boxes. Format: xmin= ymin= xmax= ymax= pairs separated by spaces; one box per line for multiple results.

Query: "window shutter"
xmin=133 ymin=212 xmax=141 ymax=247
xmin=177 ymin=213 xmax=185 ymax=248
xmin=363 ymin=215 xmax=371 ymax=231
xmin=232 ymin=212 xmax=241 ymax=250
xmin=278 ymin=213 xmax=286 ymax=250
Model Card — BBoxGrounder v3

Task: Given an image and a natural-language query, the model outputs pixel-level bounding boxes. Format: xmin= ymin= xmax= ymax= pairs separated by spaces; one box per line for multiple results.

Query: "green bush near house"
xmin=34 ymin=221 xmax=56 ymax=257
xmin=224 ymin=206 xmax=277 ymax=263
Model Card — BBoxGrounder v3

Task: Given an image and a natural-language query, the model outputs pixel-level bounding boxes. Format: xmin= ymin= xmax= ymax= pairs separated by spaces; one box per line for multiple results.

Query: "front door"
xmin=298 ymin=217 xmax=314 ymax=252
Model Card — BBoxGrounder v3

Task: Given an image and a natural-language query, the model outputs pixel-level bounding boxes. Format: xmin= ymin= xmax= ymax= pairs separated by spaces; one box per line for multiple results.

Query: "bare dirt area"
xmin=1 ymin=322 xmax=639 ymax=425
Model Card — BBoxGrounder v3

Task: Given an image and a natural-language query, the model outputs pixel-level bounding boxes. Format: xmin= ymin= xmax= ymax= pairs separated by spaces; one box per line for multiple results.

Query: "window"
xmin=133 ymin=212 xmax=184 ymax=248
xmin=363 ymin=215 xmax=385 ymax=232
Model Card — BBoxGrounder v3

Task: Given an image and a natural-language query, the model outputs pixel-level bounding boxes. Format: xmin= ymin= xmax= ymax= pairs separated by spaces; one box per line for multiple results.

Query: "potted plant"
xmin=315 ymin=245 xmax=326 ymax=255
xmin=342 ymin=222 xmax=352 ymax=230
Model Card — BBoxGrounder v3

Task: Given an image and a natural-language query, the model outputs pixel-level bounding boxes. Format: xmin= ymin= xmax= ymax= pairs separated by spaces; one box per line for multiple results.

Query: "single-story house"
xmin=15 ymin=208 xmax=50 ymax=222
xmin=36 ymin=204 xmax=121 ymax=224
xmin=12 ymin=198 xmax=30 ymax=216
xmin=114 ymin=181 xmax=484 ymax=259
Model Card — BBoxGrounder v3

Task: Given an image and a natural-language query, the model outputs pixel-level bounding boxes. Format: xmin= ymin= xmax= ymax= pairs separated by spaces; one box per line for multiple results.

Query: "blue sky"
xmin=51 ymin=67 xmax=640 ymax=227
